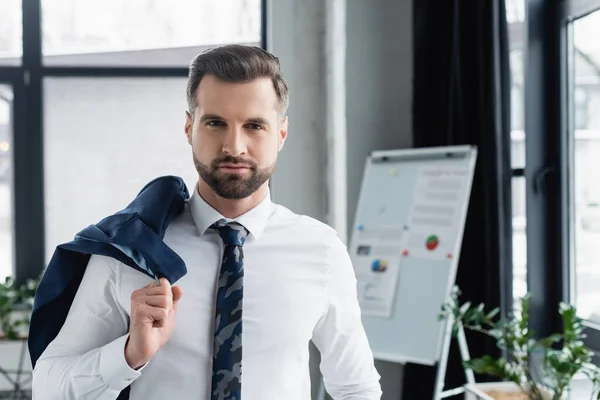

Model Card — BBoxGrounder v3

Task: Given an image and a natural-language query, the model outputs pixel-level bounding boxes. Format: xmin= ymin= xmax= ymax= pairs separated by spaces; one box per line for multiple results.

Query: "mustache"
xmin=211 ymin=155 xmax=257 ymax=169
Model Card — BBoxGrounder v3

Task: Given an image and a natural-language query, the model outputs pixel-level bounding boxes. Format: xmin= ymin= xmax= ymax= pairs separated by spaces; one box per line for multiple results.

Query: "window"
xmin=41 ymin=0 xmax=262 ymax=66
xmin=512 ymin=176 xmax=526 ymax=301
xmin=574 ymin=87 xmax=588 ymax=130
xmin=507 ymin=0 xmax=526 ymax=306
xmin=0 ymin=85 xmax=14 ymax=282
xmin=0 ymin=0 xmax=22 ymax=65
xmin=43 ymin=77 xmax=199 ymax=263
xmin=570 ymin=8 xmax=600 ymax=325
xmin=0 ymin=1 xmax=265 ymax=284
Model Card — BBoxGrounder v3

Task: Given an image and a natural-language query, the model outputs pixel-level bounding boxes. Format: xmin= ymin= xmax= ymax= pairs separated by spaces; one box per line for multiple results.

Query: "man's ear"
xmin=278 ymin=116 xmax=288 ymax=151
xmin=185 ymin=111 xmax=193 ymax=145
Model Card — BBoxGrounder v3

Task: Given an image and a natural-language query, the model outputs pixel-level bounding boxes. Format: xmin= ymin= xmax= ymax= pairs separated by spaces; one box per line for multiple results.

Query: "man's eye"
xmin=247 ymin=124 xmax=263 ymax=130
xmin=207 ymin=120 xmax=225 ymax=127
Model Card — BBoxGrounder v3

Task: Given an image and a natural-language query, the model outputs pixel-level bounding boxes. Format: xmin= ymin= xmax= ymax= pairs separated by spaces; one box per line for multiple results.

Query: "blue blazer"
xmin=28 ymin=176 xmax=190 ymax=399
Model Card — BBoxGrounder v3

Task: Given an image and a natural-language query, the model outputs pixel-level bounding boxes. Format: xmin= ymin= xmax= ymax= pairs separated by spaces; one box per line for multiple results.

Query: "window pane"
xmin=0 ymin=85 xmax=14 ymax=282
xmin=512 ymin=177 xmax=526 ymax=304
xmin=43 ymin=78 xmax=198 ymax=263
xmin=507 ymin=0 xmax=525 ymax=168
xmin=42 ymin=0 xmax=262 ymax=66
xmin=0 ymin=0 xmax=22 ymax=65
xmin=507 ymin=0 xmax=527 ymax=310
xmin=571 ymin=9 xmax=600 ymax=323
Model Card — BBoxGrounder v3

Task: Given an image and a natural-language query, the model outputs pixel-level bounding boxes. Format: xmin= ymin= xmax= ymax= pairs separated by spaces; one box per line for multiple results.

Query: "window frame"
xmin=0 ymin=0 xmax=267 ymax=285
xmin=516 ymin=0 xmax=570 ymax=342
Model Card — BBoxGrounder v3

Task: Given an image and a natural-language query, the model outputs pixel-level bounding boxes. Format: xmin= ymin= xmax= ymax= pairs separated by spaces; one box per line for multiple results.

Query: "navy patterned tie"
xmin=210 ymin=220 xmax=249 ymax=400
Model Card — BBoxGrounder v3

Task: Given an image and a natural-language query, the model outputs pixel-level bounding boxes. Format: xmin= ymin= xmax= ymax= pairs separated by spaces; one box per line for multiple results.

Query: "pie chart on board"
xmin=425 ymin=235 xmax=439 ymax=251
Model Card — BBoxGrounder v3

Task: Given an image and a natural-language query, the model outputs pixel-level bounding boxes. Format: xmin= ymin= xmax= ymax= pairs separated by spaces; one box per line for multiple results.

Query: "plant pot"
xmin=465 ymin=382 xmax=556 ymax=400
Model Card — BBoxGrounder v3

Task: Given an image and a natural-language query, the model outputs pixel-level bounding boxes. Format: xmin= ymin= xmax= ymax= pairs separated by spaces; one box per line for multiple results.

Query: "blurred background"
xmin=2 ymin=0 xmax=600 ymax=399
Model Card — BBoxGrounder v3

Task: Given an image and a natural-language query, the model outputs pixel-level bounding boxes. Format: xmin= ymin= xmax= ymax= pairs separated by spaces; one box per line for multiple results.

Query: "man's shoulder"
xmin=270 ymin=203 xmax=339 ymax=239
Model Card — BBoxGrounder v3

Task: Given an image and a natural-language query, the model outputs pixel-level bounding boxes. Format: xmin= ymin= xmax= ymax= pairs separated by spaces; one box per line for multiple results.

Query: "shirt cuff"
xmin=99 ymin=334 xmax=144 ymax=391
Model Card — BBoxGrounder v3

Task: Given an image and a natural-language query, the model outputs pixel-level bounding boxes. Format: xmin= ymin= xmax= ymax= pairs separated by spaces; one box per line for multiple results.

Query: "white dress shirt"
xmin=32 ymin=185 xmax=382 ymax=400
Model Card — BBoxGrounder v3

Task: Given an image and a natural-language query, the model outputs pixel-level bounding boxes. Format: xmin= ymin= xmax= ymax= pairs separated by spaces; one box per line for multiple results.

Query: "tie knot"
xmin=211 ymin=220 xmax=249 ymax=247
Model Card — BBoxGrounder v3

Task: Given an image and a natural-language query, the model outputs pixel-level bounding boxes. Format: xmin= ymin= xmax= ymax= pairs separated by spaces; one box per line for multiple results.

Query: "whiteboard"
xmin=349 ymin=145 xmax=477 ymax=366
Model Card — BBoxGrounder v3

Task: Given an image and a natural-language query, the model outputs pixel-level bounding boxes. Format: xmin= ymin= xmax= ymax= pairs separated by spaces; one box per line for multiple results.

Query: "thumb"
xmin=171 ymin=286 xmax=183 ymax=305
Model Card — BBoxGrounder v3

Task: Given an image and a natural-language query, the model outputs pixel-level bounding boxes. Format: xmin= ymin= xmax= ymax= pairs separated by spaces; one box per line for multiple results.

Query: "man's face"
xmin=185 ymin=75 xmax=287 ymax=199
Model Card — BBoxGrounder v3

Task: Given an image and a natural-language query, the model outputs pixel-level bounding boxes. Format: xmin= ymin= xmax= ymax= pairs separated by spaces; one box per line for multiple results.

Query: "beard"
xmin=194 ymin=153 xmax=275 ymax=199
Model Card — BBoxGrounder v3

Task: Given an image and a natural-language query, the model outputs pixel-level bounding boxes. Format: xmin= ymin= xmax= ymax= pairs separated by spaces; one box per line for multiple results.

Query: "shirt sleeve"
xmin=32 ymin=254 xmax=144 ymax=400
xmin=311 ymin=232 xmax=382 ymax=400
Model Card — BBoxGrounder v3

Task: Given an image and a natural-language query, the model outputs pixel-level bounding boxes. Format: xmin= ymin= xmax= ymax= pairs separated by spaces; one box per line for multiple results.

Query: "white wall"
xmin=268 ymin=0 xmax=328 ymax=220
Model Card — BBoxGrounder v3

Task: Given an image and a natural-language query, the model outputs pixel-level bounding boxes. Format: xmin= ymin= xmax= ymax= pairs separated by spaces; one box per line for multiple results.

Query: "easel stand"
xmin=434 ymin=313 xmax=476 ymax=400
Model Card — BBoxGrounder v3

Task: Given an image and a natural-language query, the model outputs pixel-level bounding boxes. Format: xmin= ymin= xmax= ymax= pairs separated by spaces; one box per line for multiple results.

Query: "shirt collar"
xmin=188 ymin=183 xmax=272 ymax=241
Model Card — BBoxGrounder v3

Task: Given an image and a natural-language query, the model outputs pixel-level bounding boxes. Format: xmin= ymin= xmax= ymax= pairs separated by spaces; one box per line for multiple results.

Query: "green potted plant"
xmin=439 ymin=286 xmax=600 ymax=400
xmin=0 ymin=276 xmax=38 ymax=340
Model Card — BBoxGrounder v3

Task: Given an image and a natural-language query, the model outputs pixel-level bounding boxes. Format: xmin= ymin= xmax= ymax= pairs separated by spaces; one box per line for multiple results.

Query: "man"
xmin=32 ymin=44 xmax=382 ymax=400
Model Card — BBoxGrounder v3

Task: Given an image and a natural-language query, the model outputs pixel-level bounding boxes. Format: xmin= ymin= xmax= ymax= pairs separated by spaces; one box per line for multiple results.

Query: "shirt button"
xmin=125 ymin=378 xmax=133 ymax=382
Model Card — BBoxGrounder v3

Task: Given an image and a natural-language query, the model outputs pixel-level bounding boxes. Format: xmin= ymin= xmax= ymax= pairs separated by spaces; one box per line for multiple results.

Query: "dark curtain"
xmin=402 ymin=0 xmax=513 ymax=398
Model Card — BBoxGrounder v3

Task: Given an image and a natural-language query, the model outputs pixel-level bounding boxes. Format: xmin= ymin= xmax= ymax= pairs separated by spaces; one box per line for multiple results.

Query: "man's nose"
xmin=222 ymin=127 xmax=247 ymax=156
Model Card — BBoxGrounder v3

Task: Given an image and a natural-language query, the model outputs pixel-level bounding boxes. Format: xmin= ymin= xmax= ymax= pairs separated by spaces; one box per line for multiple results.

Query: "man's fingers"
xmin=131 ymin=285 xmax=170 ymax=299
xmin=142 ymin=295 xmax=172 ymax=309
xmin=141 ymin=276 xmax=170 ymax=289
xmin=172 ymin=286 xmax=183 ymax=304
xmin=158 ymin=277 xmax=171 ymax=289
xmin=131 ymin=278 xmax=179 ymax=312
xmin=138 ymin=304 xmax=169 ymax=325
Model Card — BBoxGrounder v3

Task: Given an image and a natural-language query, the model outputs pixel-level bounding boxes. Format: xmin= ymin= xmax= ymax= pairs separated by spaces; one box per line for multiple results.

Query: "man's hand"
xmin=125 ymin=277 xmax=183 ymax=369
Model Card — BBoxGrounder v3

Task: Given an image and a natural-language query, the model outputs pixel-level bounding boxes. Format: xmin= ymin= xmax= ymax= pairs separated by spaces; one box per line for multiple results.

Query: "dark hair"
xmin=186 ymin=44 xmax=289 ymax=118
